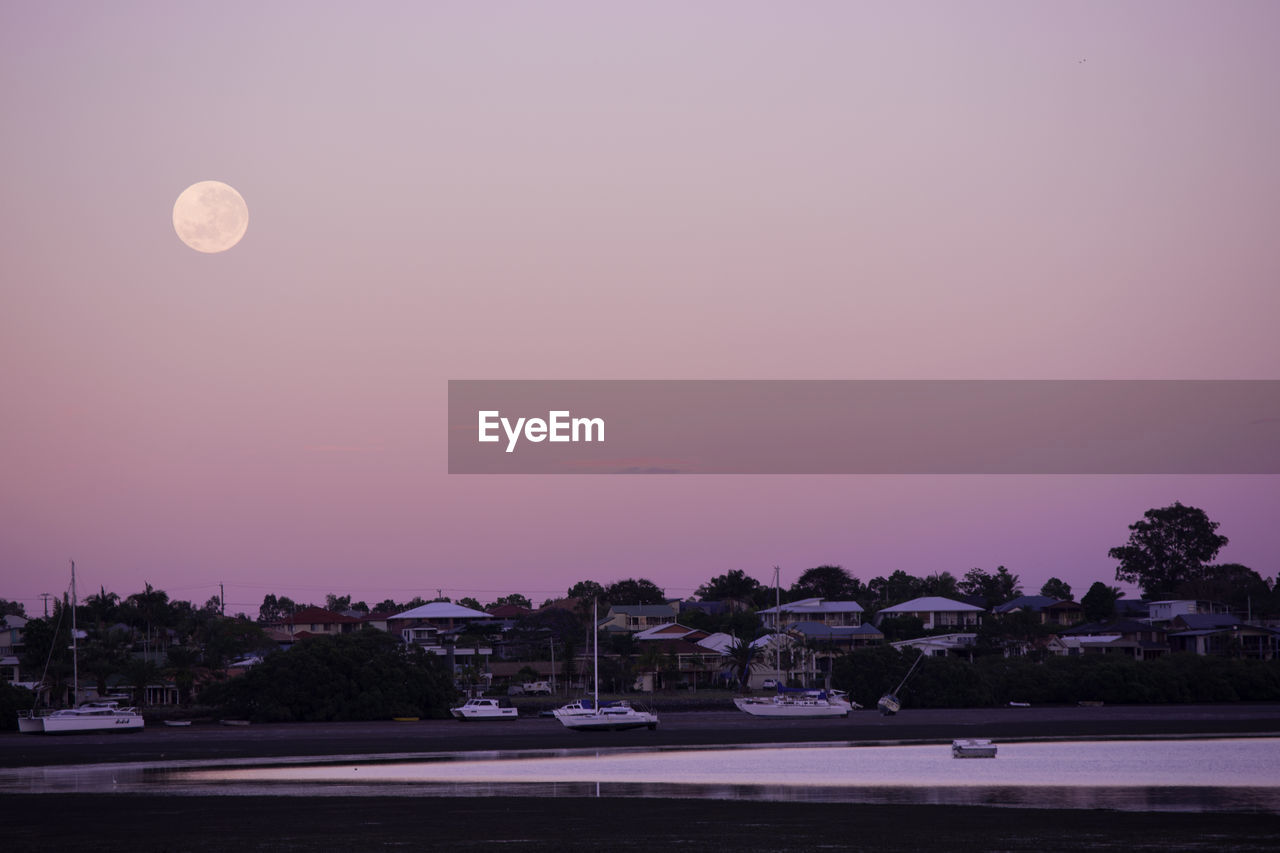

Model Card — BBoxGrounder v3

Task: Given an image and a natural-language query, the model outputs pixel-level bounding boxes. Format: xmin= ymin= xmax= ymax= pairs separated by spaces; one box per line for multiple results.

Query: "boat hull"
xmin=952 ymin=739 xmax=997 ymax=758
xmin=558 ymin=711 xmax=658 ymax=732
xmin=733 ymin=697 xmax=850 ymax=718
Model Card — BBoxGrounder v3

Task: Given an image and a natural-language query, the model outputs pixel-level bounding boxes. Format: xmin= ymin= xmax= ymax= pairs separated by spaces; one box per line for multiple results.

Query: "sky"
xmin=2 ymin=2 xmax=1277 ymax=618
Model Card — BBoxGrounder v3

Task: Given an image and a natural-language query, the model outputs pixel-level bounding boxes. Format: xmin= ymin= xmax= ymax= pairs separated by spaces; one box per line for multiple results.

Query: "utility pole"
xmin=40 ymin=592 xmax=51 ymax=618
xmin=220 ymin=582 xmax=226 ymax=617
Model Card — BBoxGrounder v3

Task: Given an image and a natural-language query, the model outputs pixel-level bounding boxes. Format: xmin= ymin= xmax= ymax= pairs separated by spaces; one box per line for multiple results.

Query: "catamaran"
xmin=734 ymin=686 xmax=858 ymax=718
xmin=553 ymin=600 xmax=658 ymax=732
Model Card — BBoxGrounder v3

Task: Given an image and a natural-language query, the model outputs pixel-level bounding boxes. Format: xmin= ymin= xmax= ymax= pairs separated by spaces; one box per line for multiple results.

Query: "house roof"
xmin=391 ymin=602 xmax=490 ymax=621
xmin=758 ymin=597 xmax=865 ymax=615
xmin=606 ymin=604 xmax=676 ymax=617
xmin=993 ymin=595 xmax=1060 ymax=614
xmin=634 ymin=623 xmax=706 ymax=641
xmin=695 ymin=632 xmax=737 ymax=653
xmin=1174 ymin=613 xmax=1242 ymax=630
xmin=879 ymin=596 xmax=984 ymax=614
xmin=789 ymin=621 xmax=883 ymax=639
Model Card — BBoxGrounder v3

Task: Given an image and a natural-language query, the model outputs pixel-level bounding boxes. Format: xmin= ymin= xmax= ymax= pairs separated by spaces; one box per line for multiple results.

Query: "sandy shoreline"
xmin=6 ymin=705 xmax=1280 ymax=852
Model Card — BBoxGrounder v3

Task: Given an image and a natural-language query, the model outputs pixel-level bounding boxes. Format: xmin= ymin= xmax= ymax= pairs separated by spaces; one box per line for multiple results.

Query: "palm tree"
xmin=165 ymin=645 xmax=201 ymax=705
xmin=724 ymin=636 xmax=764 ymax=693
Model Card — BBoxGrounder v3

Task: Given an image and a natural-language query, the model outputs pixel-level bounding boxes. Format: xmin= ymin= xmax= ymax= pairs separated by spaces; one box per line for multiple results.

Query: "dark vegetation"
xmin=832 ymin=647 xmax=1280 ymax=709
xmin=197 ymin=630 xmax=456 ymax=721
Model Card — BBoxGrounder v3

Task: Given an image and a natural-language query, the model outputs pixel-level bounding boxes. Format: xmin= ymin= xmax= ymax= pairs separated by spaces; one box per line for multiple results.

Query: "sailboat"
xmin=17 ymin=562 xmax=145 ymax=734
xmin=553 ymin=600 xmax=658 ymax=732
xmin=877 ymin=651 xmax=923 ymax=716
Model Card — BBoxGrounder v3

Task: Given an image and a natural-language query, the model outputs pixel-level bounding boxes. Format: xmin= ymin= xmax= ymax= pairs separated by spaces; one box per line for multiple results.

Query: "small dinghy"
xmin=952 ymin=738 xmax=998 ymax=758
xmin=163 ymin=720 xmax=192 ymax=727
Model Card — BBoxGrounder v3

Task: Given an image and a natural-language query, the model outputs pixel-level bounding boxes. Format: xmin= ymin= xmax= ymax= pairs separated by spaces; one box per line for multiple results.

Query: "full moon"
xmin=172 ymin=181 xmax=248 ymax=253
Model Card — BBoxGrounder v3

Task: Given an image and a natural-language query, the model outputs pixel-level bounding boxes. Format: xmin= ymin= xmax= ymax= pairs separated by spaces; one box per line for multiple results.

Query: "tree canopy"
xmin=790 ymin=565 xmax=862 ymax=601
xmin=1040 ymin=577 xmax=1073 ymax=601
xmin=958 ymin=566 xmax=1022 ymax=608
xmin=603 ymin=578 xmax=666 ymax=606
xmin=1110 ymin=502 xmax=1229 ymax=598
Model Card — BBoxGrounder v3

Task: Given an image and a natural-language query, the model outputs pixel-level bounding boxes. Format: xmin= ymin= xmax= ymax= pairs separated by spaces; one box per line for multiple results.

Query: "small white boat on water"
xmin=555 ymin=599 xmax=659 ymax=733
xmin=734 ymin=688 xmax=859 ymax=718
xmin=450 ymin=698 xmax=518 ymax=721
xmin=18 ymin=700 xmax=144 ymax=734
xmin=952 ymin=738 xmax=998 ymax=758
xmin=555 ymin=702 xmax=658 ymax=731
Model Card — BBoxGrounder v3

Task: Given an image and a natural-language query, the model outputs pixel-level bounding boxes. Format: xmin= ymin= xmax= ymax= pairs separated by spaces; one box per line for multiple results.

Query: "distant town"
xmin=4 ymin=502 xmax=1278 ymax=723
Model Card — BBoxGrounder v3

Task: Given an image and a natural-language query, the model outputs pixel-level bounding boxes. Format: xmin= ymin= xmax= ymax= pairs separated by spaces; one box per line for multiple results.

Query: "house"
xmin=787 ymin=621 xmax=884 ymax=680
xmin=632 ymin=623 xmax=711 ymax=643
xmin=891 ymin=632 xmax=978 ymax=660
xmin=876 ymin=596 xmax=984 ymax=630
xmin=787 ymin=621 xmax=883 ymax=650
xmin=628 ymin=637 xmax=726 ymax=692
xmin=1148 ymin=600 xmax=1231 ymax=623
xmin=260 ymin=606 xmax=362 ymax=637
xmin=1061 ymin=619 xmax=1169 ymax=660
xmin=387 ymin=601 xmax=492 ymax=649
xmin=1166 ymin=613 xmax=1280 ymax=659
xmin=992 ymin=596 xmax=1083 ymax=627
xmin=758 ymin=598 xmax=864 ymax=630
xmin=597 ymin=603 xmax=678 ymax=633
xmin=1041 ymin=599 xmax=1084 ymax=626
xmin=487 ymin=603 xmax=532 ymax=620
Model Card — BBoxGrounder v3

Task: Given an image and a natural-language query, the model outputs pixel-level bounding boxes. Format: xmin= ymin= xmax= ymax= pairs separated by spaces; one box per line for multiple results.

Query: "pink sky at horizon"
xmin=2 ymin=3 xmax=1277 ymax=617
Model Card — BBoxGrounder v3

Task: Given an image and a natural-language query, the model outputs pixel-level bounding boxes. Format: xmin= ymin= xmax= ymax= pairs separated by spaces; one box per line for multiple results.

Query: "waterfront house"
xmin=758 ymin=597 xmax=864 ymax=631
xmin=260 ymin=606 xmax=362 ymax=638
xmin=597 ymin=603 xmax=679 ymax=633
xmin=876 ymin=596 xmax=984 ymax=630
xmin=892 ymin=632 xmax=979 ymax=661
xmin=1166 ymin=613 xmax=1280 ymax=659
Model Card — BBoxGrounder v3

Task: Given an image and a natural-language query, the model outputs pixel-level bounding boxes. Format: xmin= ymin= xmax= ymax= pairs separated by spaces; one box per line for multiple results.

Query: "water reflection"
xmin=5 ymin=738 xmax=1279 ymax=813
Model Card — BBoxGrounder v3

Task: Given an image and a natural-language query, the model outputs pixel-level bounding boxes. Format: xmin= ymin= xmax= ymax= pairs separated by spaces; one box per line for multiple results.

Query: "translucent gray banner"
xmin=447 ymin=380 xmax=1280 ymax=474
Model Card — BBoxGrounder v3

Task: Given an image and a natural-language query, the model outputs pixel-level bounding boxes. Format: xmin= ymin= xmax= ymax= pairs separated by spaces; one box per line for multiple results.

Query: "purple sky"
xmin=2 ymin=3 xmax=1277 ymax=617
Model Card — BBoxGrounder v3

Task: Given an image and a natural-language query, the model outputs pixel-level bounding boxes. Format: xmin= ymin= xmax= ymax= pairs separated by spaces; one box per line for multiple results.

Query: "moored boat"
xmin=555 ymin=600 xmax=659 ymax=732
xmin=952 ymin=738 xmax=998 ymax=758
xmin=734 ymin=687 xmax=858 ymax=718
xmin=17 ymin=562 xmax=146 ymax=735
xmin=450 ymin=698 xmax=518 ymax=721
xmin=20 ymin=700 xmax=144 ymax=734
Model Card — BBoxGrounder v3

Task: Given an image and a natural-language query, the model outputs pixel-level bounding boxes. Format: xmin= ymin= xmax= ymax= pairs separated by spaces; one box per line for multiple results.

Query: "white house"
xmin=876 ymin=596 xmax=984 ymax=629
xmin=757 ymin=598 xmax=864 ymax=630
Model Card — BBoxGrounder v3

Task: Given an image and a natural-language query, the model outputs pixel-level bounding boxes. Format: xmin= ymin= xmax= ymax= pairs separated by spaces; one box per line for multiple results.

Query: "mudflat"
xmin=6 ymin=703 xmax=1280 ymax=768
xmin=5 ymin=704 xmax=1280 ymax=852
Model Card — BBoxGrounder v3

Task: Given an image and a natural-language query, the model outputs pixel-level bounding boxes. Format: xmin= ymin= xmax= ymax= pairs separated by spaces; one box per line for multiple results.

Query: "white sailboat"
xmin=16 ymin=561 xmax=145 ymax=734
xmin=554 ymin=600 xmax=658 ymax=732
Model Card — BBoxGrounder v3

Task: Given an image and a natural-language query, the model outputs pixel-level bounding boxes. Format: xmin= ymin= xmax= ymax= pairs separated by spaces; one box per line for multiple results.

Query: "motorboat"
xmin=450 ymin=698 xmax=518 ymax=721
xmin=19 ymin=700 xmax=144 ymax=734
xmin=555 ymin=599 xmax=658 ymax=732
xmin=952 ymin=738 xmax=998 ymax=758
xmin=734 ymin=687 xmax=859 ymax=718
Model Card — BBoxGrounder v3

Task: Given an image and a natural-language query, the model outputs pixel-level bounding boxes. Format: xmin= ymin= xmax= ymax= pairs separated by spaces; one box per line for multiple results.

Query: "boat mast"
xmin=70 ymin=560 xmax=78 ymax=707
xmin=774 ymin=566 xmax=781 ymax=683
xmin=592 ymin=598 xmax=599 ymax=708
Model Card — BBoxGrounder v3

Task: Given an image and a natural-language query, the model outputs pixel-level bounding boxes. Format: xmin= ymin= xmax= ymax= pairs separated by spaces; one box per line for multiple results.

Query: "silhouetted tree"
xmin=1040 ymin=577 xmax=1073 ymax=601
xmin=1110 ymin=502 xmax=1229 ymax=598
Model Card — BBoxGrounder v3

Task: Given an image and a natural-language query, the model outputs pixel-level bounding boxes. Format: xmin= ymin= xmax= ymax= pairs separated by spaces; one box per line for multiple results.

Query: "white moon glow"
xmin=172 ymin=181 xmax=248 ymax=253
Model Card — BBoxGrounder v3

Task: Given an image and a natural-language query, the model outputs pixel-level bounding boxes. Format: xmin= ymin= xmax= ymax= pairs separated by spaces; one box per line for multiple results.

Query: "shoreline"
xmin=5 ymin=702 xmax=1280 ymax=768
xmin=6 ymin=705 xmax=1280 ymax=852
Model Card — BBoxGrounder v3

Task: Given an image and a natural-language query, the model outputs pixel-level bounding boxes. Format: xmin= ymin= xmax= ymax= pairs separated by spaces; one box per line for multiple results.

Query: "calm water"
xmin=6 ymin=738 xmax=1280 ymax=812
